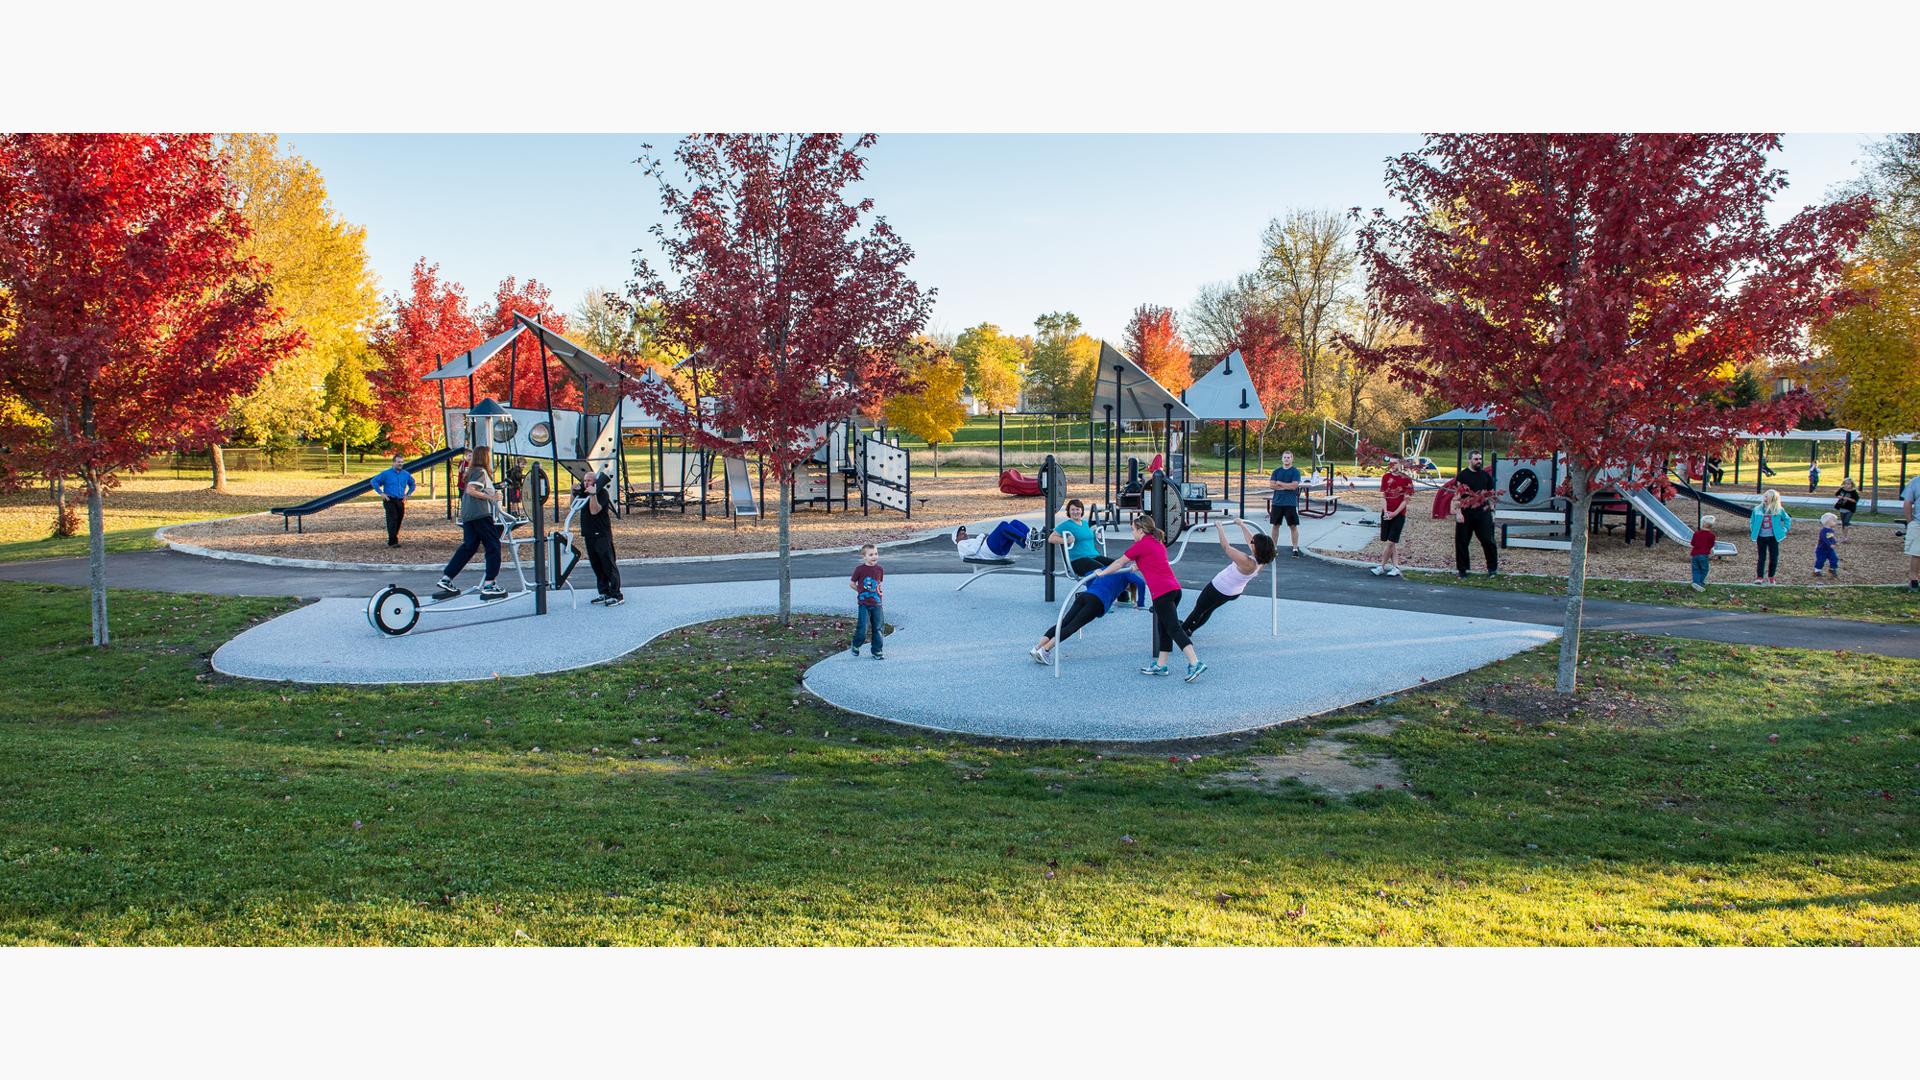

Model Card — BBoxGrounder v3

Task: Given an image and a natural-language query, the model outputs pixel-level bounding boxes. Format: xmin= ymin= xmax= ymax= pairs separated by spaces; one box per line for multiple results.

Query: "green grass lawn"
xmin=0 ymin=471 xmax=444 ymax=564
xmin=2 ymin=580 xmax=1915 ymax=945
xmin=1404 ymin=570 xmax=1917 ymax=625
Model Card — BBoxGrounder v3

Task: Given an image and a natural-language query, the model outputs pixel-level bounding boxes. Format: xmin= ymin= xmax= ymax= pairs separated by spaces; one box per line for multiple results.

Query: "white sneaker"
xmin=1385 ymin=565 xmax=1402 ymax=577
xmin=1029 ymin=647 xmax=1051 ymax=665
xmin=1370 ymin=565 xmax=1384 ymax=576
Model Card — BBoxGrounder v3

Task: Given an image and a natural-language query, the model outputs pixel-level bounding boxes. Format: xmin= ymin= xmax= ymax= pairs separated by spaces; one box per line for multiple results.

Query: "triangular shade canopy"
xmin=421 ymin=326 xmax=524 ymax=382
xmin=420 ymin=313 xmax=625 ymax=388
xmin=1416 ymin=406 xmax=1497 ymax=425
xmin=1178 ymin=350 xmax=1267 ymax=421
xmin=1089 ymin=342 xmax=1197 ymax=424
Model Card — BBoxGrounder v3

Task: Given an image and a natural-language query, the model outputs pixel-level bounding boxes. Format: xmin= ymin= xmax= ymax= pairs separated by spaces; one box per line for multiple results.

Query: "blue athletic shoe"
xmin=1184 ymin=661 xmax=1210 ymax=683
xmin=1140 ymin=663 xmax=1170 ymax=677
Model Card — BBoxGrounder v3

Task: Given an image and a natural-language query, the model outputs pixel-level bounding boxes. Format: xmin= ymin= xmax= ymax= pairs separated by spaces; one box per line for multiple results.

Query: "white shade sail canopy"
xmin=421 ymin=313 xmax=625 ymax=388
xmin=1179 ymin=350 xmax=1267 ymax=421
xmin=1090 ymin=341 xmax=1197 ymax=424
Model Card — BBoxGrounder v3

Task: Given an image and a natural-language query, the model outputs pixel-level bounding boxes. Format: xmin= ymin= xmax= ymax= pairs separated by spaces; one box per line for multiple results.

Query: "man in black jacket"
xmin=1452 ymin=451 xmax=1498 ymax=577
xmin=578 ymin=471 xmax=623 ymax=607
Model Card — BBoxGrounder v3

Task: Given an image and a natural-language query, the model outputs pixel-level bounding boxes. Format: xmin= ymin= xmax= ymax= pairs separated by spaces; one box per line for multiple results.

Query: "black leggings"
xmin=1044 ymin=594 xmax=1106 ymax=643
xmin=1151 ymin=589 xmax=1191 ymax=656
xmin=1181 ymin=583 xmax=1238 ymax=636
xmin=1069 ymin=555 xmax=1112 ymax=577
xmin=1755 ymin=536 xmax=1780 ymax=578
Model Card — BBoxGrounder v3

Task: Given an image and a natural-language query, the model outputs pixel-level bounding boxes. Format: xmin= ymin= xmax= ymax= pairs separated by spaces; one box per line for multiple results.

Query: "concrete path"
xmin=3 ymin=534 xmax=1916 ymax=659
xmin=211 ymin=572 xmax=1555 ymax=740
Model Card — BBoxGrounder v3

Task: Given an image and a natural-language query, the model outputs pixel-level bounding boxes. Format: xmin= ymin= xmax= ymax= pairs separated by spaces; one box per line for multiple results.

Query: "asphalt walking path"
xmin=2 ymin=536 xmax=1915 ymax=659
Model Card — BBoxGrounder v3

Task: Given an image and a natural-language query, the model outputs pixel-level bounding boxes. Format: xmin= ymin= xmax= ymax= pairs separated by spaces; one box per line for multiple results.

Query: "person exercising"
xmin=1096 ymin=513 xmax=1206 ymax=682
xmin=577 ymin=469 xmax=622 ymax=607
xmin=1049 ymin=498 xmax=1110 ymax=577
xmin=1180 ymin=520 xmax=1276 ymax=638
xmin=1029 ymin=566 xmax=1147 ymax=665
xmin=433 ymin=446 xmax=507 ymax=601
xmin=953 ymin=519 xmax=1040 ymax=560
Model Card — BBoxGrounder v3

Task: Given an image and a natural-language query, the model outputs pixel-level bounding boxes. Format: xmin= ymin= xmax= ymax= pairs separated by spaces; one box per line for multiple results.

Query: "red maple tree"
xmin=0 ymin=133 xmax=300 ymax=645
xmin=1123 ymin=303 xmax=1194 ymax=394
xmin=1350 ymin=134 xmax=1872 ymax=691
xmin=1226 ymin=303 xmax=1304 ymax=444
xmin=478 ymin=276 xmax=571 ymax=411
xmin=628 ymin=133 xmax=931 ymax=621
xmin=369 ymin=258 xmax=482 ymax=454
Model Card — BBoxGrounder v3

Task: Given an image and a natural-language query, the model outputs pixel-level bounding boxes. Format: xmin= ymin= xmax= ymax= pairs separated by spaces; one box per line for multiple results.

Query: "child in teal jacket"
xmin=1748 ymin=489 xmax=1791 ymax=583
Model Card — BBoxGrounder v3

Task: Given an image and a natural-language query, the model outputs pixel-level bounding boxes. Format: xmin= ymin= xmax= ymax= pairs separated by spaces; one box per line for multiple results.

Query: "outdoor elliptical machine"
xmin=366 ymin=463 xmax=585 ymax=636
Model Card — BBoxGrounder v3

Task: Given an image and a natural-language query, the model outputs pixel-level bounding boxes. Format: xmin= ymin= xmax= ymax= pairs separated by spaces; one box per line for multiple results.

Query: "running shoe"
xmin=1140 ymin=663 xmax=1170 ymax=676
xmin=432 ymin=578 xmax=461 ymax=601
xmin=1184 ymin=661 xmax=1209 ymax=683
xmin=602 ymin=596 xmax=624 ymax=608
xmin=1030 ymin=647 xmax=1050 ymax=665
xmin=1690 ymin=583 xmax=1705 ymax=592
xmin=873 ymin=652 xmax=885 ymax=660
xmin=479 ymin=582 xmax=508 ymax=600
xmin=590 ymin=594 xmax=610 ymax=605
xmin=1370 ymin=565 xmax=1384 ymax=576
xmin=1385 ymin=565 xmax=1402 ymax=577
xmin=850 ymin=646 xmax=861 ymax=658
xmin=1290 ymin=548 xmax=1302 ymax=559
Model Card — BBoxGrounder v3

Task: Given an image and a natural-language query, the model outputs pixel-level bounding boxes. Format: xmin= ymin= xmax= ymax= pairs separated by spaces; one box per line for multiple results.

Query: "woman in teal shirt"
xmin=1048 ymin=499 xmax=1111 ymax=577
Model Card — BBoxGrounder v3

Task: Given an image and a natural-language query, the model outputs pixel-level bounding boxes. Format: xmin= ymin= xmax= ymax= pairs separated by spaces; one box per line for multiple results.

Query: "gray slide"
xmin=723 ymin=456 xmax=758 ymax=519
xmin=1623 ymin=487 xmax=1735 ymax=556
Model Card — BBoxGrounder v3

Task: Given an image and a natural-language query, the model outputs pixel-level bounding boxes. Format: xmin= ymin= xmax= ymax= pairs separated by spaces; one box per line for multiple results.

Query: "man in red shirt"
xmin=1371 ymin=457 xmax=1416 ymax=578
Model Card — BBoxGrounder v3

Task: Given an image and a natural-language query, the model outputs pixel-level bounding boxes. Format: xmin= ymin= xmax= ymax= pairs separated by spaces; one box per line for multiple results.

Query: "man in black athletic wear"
xmin=1452 ymin=450 xmax=1498 ymax=577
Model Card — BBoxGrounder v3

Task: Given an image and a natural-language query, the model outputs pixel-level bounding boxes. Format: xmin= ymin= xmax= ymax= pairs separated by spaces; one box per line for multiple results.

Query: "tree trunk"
xmin=50 ymin=476 xmax=78 ymax=538
xmin=931 ymin=444 xmax=941 ymax=478
xmin=88 ymin=477 xmax=109 ymax=647
xmin=1555 ymin=478 xmax=1593 ymax=694
xmin=210 ymin=443 xmax=228 ymax=493
xmin=777 ymin=473 xmax=793 ymax=626
xmin=340 ymin=438 xmax=349 ymax=477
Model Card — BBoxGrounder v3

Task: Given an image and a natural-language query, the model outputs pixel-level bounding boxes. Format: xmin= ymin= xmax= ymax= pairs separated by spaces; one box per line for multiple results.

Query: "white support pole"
xmin=1270 ymin=540 xmax=1278 ymax=638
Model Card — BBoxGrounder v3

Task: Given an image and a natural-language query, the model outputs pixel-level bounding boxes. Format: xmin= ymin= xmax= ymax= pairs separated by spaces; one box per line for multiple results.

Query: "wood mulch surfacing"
xmin=1321 ymin=490 xmax=1911 ymax=587
xmin=164 ymin=473 xmax=1064 ymax=563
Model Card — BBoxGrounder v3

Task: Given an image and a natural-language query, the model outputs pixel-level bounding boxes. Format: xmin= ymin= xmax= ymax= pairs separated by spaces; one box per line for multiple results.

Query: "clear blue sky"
xmin=286 ymin=133 xmax=1882 ymax=343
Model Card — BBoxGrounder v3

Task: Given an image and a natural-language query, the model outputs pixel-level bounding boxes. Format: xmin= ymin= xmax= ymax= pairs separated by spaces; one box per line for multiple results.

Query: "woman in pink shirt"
xmin=1095 ymin=514 xmax=1207 ymax=682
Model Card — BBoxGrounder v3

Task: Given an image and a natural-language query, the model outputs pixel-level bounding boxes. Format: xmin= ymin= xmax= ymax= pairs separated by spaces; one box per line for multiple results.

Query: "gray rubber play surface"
xmin=212 ymin=572 xmax=1556 ymax=740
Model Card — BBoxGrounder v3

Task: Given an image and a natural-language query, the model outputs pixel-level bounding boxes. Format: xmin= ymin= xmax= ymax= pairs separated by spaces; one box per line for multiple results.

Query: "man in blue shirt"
xmin=369 ymin=453 xmax=417 ymax=547
xmin=1268 ymin=450 xmax=1304 ymax=558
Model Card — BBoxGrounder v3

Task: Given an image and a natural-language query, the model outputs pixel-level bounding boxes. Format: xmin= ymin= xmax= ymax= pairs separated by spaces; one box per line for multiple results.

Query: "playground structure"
xmin=426 ymin=313 xmax=634 ymax=524
xmin=1490 ymin=454 xmax=1739 ymax=558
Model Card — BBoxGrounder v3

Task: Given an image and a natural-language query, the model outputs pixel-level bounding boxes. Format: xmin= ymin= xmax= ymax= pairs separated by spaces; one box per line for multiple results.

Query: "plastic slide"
xmin=723 ymin=455 xmax=758 ymax=519
xmin=271 ymin=446 xmax=462 ymax=524
xmin=998 ymin=468 xmax=1044 ymax=497
xmin=1668 ymin=478 xmax=1754 ymax=521
xmin=1621 ymin=487 xmax=1736 ymax=555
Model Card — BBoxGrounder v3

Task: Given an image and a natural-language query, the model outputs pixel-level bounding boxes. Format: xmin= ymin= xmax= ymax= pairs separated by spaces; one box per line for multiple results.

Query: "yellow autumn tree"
xmin=1808 ymin=259 xmax=1920 ymax=511
xmin=216 ymin=133 xmax=380 ymax=489
xmin=952 ymin=322 xmax=1023 ymax=412
xmin=884 ymin=353 xmax=968 ymax=476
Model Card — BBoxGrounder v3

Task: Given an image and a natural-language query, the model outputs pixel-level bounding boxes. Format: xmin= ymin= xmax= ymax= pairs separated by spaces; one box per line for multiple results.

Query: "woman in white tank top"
xmin=1182 ymin=520 xmax=1276 ymax=638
